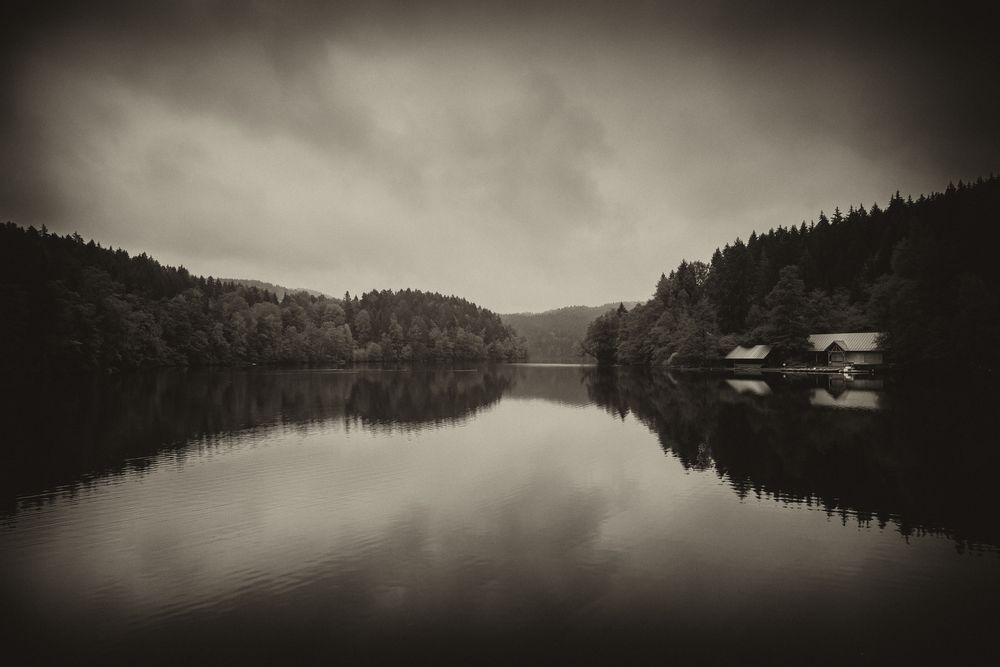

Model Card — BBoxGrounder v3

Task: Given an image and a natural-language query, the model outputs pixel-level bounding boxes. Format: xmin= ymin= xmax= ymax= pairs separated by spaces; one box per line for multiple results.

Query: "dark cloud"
xmin=2 ymin=1 xmax=997 ymax=311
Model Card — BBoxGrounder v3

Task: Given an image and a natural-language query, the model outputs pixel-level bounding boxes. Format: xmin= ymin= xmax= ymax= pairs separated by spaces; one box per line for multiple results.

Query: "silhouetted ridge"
xmin=0 ymin=223 xmax=526 ymax=371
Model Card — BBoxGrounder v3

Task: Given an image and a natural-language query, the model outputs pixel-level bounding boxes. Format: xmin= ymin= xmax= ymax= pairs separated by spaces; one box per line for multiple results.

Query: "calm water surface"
xmin=1 ymin=365 xmax=998 ymax=663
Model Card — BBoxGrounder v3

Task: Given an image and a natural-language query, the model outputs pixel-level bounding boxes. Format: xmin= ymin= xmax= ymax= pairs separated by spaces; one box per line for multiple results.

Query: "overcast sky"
xmin=3 ymin=1 xmax=998 ymax=312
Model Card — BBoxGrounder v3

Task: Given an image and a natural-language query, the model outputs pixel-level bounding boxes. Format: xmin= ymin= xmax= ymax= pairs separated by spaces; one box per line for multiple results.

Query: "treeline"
xmin=343 ymin=288 xmax=525 ymax=363
xmin=223 ymin=278 xmax=330 ymax=301
xmin=585 ymin=176 xmax=1000 ymax=369
xmin=0 ymin=223 xmax=526 ymax=372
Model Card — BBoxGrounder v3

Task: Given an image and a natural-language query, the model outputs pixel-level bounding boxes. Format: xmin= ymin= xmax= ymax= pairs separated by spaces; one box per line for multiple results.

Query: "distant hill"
xmin=502 ymin=302 xmax=637 ymax=362
xmin=224 ymin=278 xmax=330 ymax=301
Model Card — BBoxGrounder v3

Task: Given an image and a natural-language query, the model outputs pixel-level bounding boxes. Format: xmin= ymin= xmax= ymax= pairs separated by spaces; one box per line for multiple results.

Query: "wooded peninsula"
xmin=583 ymin=176 xmax=999 ymax=371
xmin=0 ymin=224 xmax=527 ymax=372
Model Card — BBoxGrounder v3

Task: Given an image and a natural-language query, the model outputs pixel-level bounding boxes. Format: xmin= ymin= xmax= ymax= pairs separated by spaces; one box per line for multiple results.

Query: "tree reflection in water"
xmin=4 ymin=364 xmax=999 ymax=552
xmin=0 ymin=367 xmax=512 ymax=512
xmin=582 ymin=367 xmax=1000 ymax=551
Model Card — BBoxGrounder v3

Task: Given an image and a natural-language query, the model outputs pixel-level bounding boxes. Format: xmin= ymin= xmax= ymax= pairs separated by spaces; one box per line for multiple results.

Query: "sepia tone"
xmin=2 ymin=1 xmax=998 ymax=664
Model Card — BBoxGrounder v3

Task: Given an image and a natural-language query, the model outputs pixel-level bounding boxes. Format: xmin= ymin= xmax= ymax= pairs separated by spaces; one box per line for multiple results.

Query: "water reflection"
xmin=584 ymin=368 xmax=1000 ymax=551
xmin=1 ymin=365 xmax=999 ymax=663
xmin=808 ymin=375 xmax=885 ymax=410
xmin=4 ymin=366 xmax=999 ymax=552
xmin=725 ymin=378 xmax=772 ymax=395
xmin=0 ymin=367 xmax=512 ymax=511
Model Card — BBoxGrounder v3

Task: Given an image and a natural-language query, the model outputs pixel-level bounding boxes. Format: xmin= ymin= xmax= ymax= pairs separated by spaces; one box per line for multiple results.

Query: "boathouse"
xmin=725 ymin=344 xmax=772 ymax=371
xmin=807 ymin=332 xmax=886 ymax=368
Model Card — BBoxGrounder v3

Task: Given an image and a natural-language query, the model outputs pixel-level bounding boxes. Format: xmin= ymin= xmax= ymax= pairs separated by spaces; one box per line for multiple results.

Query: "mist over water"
xmin=2 ymin=365 xmax=998 ymax=663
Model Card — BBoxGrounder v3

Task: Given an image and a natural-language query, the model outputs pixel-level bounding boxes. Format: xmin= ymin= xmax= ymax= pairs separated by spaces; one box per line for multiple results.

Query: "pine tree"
xmin=758 ymin=265 xmax=810 ymax=360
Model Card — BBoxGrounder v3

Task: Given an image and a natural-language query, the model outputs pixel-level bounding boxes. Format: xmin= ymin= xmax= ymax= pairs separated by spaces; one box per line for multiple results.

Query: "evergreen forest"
xmin=584 ymin=176 xmax=1000 ymax=370
xmin=0 ymin=223 xmax=527 ymax=373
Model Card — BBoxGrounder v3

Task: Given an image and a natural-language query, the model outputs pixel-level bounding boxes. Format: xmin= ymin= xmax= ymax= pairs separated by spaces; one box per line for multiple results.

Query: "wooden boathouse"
xmin=807 ymin=332 xmax=886 ymax=368
xmin=724 ymin=344 xmax=772 ymax=371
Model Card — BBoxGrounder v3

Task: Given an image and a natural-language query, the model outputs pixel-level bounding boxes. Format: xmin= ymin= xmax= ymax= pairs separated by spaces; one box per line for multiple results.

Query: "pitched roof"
xmin=807 ymin=332 xmax=885 ymax=352
xmin=725 ymin=344 xmax=771 ymax=360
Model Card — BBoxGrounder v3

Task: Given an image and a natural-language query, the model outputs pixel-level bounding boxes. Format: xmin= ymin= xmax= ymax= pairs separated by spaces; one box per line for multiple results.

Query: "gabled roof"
xmin=807 ymin=332 xmax=884 ymax=352
xmin=725 ymin=344 xmax=771 ymax=360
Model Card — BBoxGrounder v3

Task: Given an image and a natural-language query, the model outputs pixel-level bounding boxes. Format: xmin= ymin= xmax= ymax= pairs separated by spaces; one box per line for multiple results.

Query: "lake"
xmin=1 ymin=365 xmax=998 ymax=664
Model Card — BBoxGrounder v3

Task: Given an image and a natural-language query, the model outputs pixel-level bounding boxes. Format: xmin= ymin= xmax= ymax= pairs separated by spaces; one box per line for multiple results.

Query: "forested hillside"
xmin=585 ymin=176 xmax=1000 ymax=370
xmin=223 ymin=278 xmax=330 ymax=301
xmin=0 ymin=224 xmax=526 ymax=372
xmin=502 ymin=303 xmax=635 ymax=361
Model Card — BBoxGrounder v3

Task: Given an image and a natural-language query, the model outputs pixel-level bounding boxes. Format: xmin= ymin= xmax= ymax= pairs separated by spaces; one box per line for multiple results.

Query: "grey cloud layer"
xmin=3 ymin=1 xmax=997 ymax=311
